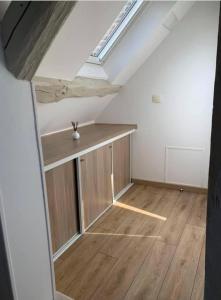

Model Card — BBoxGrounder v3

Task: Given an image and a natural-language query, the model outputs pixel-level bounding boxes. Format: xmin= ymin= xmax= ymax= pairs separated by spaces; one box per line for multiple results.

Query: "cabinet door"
xmin=113 ymin=135 xmax=131 ymax=197
xmin=45 ymin=161 xmax=79 ymax=253
xmin=80 ymin=144 xmax=113 ymax=229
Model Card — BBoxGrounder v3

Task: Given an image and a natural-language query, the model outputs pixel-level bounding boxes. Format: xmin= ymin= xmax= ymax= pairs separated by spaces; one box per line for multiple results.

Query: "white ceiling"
xmin=36 ymin=1 xmax=125 ymax=80
xmin=36 ymin=1 xmax=194 ymax=85
xmin=104 ymin=1 xmax=195 ymax=85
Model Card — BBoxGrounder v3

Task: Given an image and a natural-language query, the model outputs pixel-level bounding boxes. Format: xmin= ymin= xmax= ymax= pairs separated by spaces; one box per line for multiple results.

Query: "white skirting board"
xmin=84 ymin=203 xmax=113 ymax=232
xmin=53 ymin=233 xmax=81 ymax=262
xmin=56 ymin=291 xmax=74 ymax=300
xmin=114 ymin=183 xmax=134 ymax=202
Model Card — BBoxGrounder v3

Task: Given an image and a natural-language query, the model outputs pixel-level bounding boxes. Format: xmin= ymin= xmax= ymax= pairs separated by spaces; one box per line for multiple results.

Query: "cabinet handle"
xmin=109 ymin=145 xmax=112 ymax=149
xmin=80 ymin=159 xmax=85 ymax=162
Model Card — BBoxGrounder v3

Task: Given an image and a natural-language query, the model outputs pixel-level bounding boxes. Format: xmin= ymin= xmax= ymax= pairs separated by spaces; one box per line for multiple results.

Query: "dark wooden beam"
xmin=1 ymin=1 xmax=76 ymax=80
xmin=205 ymin=6 xmax=221 ymax=300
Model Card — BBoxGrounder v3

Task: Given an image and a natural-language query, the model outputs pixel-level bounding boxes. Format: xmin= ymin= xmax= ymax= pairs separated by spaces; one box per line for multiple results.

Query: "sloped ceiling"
xmin=35 ymin=1 xmax=126 ymax=134
xmin=36 ymin=1 xmax=125 ymax=80
xmin=35 ymin=1 xmax=195 ymax=135
xmin=104 ymin=1 xmax=195 ymax=84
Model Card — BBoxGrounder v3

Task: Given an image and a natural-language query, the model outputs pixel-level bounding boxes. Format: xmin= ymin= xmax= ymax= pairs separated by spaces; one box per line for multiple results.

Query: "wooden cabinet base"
xmin=43 ymin=128 xmax=134 ymax=257
xmin=80 ymin=144 xmax=113 ymax=229
xmin=45 ymin=161 xmax=79 ymax=254
xmin=113 ymin=135 xmax=131 ymax=197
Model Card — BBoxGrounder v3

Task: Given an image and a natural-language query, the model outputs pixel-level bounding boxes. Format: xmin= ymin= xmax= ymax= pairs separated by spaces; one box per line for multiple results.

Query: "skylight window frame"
xmin=88 ymin=0 xmax=145 ymax=65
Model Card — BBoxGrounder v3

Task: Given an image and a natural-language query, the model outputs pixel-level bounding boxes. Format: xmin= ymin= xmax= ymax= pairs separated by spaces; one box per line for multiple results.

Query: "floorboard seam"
xmin=189 ymin=238 xmax=205 ymax=300
xmin=122 ymin=239 xmax=157 ymax=300
xmin=156 ymin=221 xmax=190 ymax=299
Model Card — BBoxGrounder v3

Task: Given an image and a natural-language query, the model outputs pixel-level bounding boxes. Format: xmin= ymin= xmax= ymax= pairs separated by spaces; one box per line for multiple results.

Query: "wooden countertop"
xmin=41 ymin=123 xmax=137 ymax=170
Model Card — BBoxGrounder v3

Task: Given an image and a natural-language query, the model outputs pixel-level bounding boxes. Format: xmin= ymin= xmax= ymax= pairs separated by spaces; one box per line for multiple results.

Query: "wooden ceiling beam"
xmin=33 ymin=76 xmax=121 ymax=103
xmin=1 ymin=1 xmax=76 ymax=80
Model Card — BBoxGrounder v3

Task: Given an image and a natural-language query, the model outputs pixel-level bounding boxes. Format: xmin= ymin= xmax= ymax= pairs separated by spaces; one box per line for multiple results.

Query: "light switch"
xmin=152 ymin=95 xmax=161 ymax=103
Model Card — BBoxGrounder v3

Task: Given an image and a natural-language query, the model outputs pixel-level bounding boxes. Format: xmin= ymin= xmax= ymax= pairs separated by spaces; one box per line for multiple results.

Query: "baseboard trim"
xmin=56 ymin=291 xmax=74 ymax=300
xmin=84 ymin=203 xmax=113 ymax=232
xmin=114 ymin=183 xmax=134 ymax=202
xmin=132 ymin=178 xmax=208 ymax=194
xmin=53 ymin=233 xmax=82 ymax=262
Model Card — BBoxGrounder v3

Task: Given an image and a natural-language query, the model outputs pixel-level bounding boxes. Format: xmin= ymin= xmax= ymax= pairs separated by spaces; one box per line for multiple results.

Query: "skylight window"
xmin=88 ymin=0 xmax=144 ymax=64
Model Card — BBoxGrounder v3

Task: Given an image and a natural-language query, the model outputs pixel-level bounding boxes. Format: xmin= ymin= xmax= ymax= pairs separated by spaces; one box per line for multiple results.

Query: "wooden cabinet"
xmin=45 ymin=161 xmax=79 ymax=253
xmin=80 ymin=137 xmax=131 ymax=229
xmin=42 ymin=124 xmax=136 ymax=258
xmin=80 ymin=144 xmax=113 ymax=229
xmin=113 ymin=135 xmax=131 ymax=197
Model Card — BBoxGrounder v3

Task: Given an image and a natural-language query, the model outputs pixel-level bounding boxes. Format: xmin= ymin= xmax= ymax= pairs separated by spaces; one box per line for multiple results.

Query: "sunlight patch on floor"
xmin=114 ymin=201 xmax=167 ymax=221
xmin=85 ymin=232 xmax=162 ymax=239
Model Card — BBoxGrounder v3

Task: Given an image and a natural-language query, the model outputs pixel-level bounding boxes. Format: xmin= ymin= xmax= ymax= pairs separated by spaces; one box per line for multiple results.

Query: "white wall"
xmin=38 ymin=94 xmax=115 ymax=135
xmin=0 ymin=40 xmax=54 ymax=299
xmin=97 ymin=1 xmax=219 ymax=188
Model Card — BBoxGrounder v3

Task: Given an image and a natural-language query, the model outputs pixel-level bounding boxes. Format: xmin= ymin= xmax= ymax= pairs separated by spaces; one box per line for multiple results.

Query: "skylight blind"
xmin=88 ymin=0 xmax=144 ymax=64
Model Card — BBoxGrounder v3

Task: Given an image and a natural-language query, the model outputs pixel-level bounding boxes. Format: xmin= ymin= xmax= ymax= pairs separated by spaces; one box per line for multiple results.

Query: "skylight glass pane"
xmin=90 ymin=0 xmax=142 ymax=61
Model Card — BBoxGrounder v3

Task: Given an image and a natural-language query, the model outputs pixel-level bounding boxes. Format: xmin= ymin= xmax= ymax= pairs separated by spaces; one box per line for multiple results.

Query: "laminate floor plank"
xmin=122 ymin=185 xmax=166 ymax=210
xmin=99 ymin=186 xmax=167 ymax=258
xmin=154 ymin=189 xmax=180 ymax=218
xmin=187 ymin=194 xmax=207 ymax=228
xmin=89 ymin=184 xmax=145 ymax=234
xmin=99 ymin=210 xmax=147 ymax=258
xmin=55 ymin=185 xmax=146 ymax=290
xmin=91 ymin=235 xmax=156 ymax=300
xmin=191 ymin=240 xmax=205 ymax=300
xmin=55 ymin=234 xmax=109 ymax=290
xmin=55 ymin=185 xmax=206 ymax=300
xmin=159 ymin=192 xmax=195 ymax=245
xmin=64 ymin=252 xmax=116 ymax=300
xmin=158 ymin=225 xmax=205 ymax=300
xmin=125 ymin=241 xmax=176 ymax=300
xmin=88 ymin=189 xmax=176 ymax=299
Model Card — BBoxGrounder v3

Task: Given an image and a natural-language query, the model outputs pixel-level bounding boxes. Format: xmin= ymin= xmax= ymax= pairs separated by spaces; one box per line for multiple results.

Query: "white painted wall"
xmin=36 ymin=1 xmax=125 ymax=80
xmin=0 ymin=39 xmax=53 ymax=299
xmin=37 ymin=94 xmax=115 ymax=135
xmin=97 ymin=1 xmax=219 ymax=188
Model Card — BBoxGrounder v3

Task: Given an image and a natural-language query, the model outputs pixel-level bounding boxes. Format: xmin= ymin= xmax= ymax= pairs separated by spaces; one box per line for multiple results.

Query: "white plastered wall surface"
xmin=97 ymin=1 xmax=220 ymax=188
xmin=37 ymin=94 xmax=116 ymax=135
xmin=35 ymin=1 xmax=125 ymax=135
xmin=0 ymin=35 xmax=54 ymax=300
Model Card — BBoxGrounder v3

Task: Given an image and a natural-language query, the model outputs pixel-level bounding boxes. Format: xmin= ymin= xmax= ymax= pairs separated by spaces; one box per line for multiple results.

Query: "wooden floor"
xmin=55 ymin=184 xmax=206 ymax=300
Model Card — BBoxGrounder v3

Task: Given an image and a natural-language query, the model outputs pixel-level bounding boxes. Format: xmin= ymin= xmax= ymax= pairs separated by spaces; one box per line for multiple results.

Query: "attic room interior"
xmin=1 ymin=1 xmax=221 ymax=300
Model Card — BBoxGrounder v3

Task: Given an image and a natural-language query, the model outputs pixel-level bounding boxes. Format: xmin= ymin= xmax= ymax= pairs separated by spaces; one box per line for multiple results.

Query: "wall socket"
xmin=152 ymin=95 xmax=161 ymax=103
